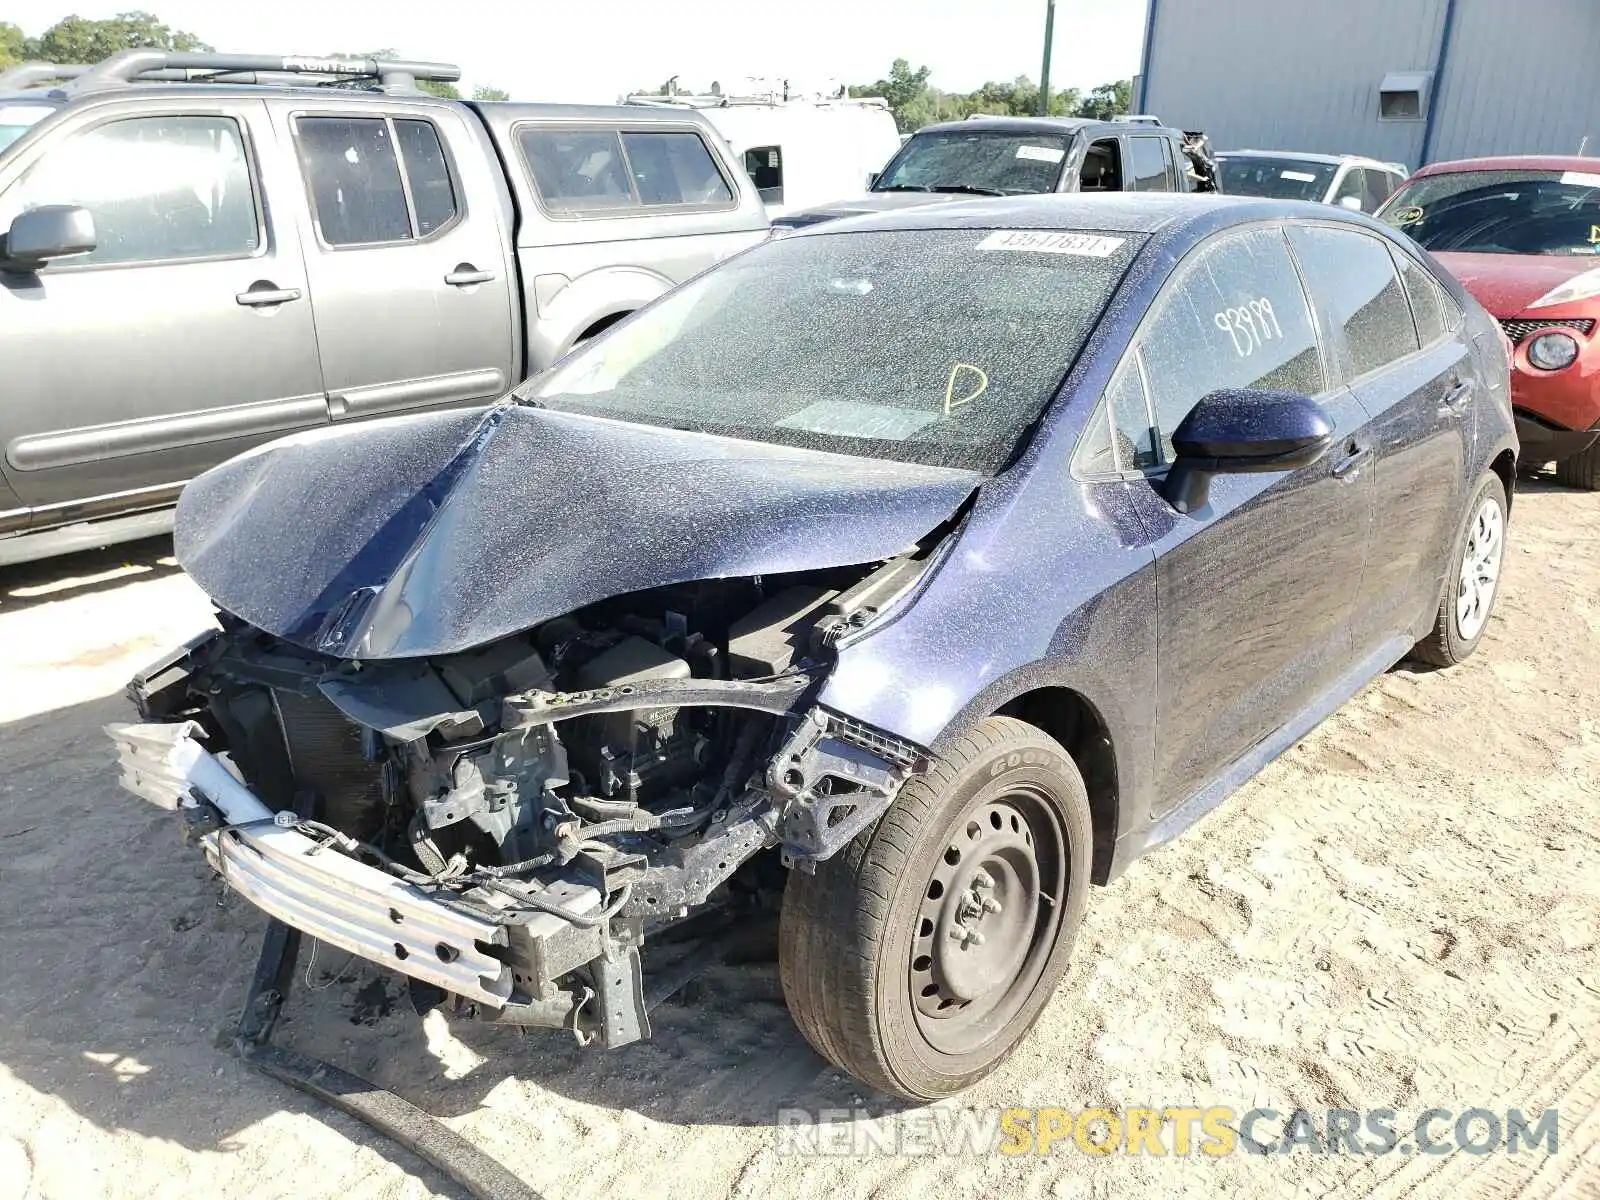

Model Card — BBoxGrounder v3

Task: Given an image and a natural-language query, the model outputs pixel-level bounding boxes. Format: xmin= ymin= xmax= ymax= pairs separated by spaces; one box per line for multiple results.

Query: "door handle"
xmin=1331 ymin=440 xmax=1374 ymax=479
xmin=236 ymin=284 xmax=302 ymax=307
xmin=444 ymin=266 xmax=495 ymax=287
xmin=1441 ymin=379 xmax=1475 ymax=413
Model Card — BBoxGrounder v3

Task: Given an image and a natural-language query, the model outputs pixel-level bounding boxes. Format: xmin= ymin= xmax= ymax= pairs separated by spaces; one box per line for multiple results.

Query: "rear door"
xmin=1110 ymin=225 xmax=1375 ymax=814
xmin=268 ymin=98 xmax=517 ymax=422
xmin=1125 ymin=135 xmax=1174 ymax=192
xmin=1286 ymin=224 xmax=1471 ymax=651
xmin=0 ymin=97 xmax=325 ymax=511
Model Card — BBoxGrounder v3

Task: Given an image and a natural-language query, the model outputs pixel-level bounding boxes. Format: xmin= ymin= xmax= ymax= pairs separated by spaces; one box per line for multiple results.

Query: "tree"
xmin=1076 ymin=80 xmax=1132 ymax=121
xmin=26 ymin=11 xmax=209 ymax=63
xmin=472 ymin=85 xmax=509 ymax=102
xmin=417 ymin=80 xmax=461 ymax=99
xmin=849 ymin=58 xmax=934 ymax=132
xmin=1 ymin=21 xmax=26 ymax=69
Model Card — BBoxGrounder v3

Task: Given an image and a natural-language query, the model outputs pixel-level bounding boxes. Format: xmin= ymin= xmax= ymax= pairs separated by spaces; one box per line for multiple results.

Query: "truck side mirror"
xmin=1 ymin=205 xmax=97 ymax=271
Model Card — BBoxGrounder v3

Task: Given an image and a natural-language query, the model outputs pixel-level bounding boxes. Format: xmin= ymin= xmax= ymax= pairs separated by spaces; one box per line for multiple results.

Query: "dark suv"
xmin=771 ymin=115 xmax=1208 ymax=231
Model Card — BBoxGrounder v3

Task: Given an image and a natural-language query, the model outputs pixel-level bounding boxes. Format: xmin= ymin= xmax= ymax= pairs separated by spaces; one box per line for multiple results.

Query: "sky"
xmin=6 ymin=0 xmax=1149 ymax=102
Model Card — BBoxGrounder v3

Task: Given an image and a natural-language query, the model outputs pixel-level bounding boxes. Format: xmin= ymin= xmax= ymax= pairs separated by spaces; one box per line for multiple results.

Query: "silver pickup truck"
xmin=0 ymin=52 xmax=769 ymax=565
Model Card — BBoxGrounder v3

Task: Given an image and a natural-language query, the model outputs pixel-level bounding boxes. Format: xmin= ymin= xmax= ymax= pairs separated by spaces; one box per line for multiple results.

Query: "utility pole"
xmin=1038 ymin=0 xmax=1057 ymax=116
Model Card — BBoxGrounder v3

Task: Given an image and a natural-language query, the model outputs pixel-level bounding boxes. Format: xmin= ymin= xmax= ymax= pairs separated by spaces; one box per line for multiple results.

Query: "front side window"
xmin=1129 ymin=227 xmax=1324 ymax=463
xmin=1288 ymin=226 xmax=1420 ymax=379
xmin=1216 ymin=156 xmax=1338 ymax=203
xmin=523 ymin=227 xmax=1144 ymax=473
xmin=1380 ymin=169 xmax=1600 ymax=257
xmin=1128 ymin=137 xmax=1171 ymax=192
xmin=3 ymin=114 xmax=259 ymax=267
xmin=744 ymin=145 xmax=783 ymax=205
xmin=874 ymin=130 xmax=1069 ymax=197
xmin=1333 ymin=168 xmax=1365 ymax=209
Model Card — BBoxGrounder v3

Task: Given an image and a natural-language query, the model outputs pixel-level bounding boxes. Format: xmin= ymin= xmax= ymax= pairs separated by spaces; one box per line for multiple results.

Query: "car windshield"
xmin=1217 ymin=155 xmax=1337 ymax=201
xmin=873 ymin=130 xmax=1070 ymax=196
xmin=522 ymin=227 xmax=1143 ymax=473
xmin=0 ymin=103 xmax=55 ymax=155
xmin=1380 ymin=168 xmax=1600 ymax=256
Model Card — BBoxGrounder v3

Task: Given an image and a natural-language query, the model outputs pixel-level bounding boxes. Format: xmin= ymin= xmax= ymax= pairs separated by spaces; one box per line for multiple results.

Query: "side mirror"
xmin=1 ymin=205 xmax=96 ymax=271
xmin=1165 ymin=388 xmax=1335 ymax=514
xmin=1337 ymin=194 xmax=1364 ymax=211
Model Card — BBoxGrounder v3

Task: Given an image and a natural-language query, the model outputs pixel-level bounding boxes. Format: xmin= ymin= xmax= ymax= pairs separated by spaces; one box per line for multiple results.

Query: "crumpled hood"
xmin=175 ymin=403 xmax=980 ymax=660
xmin=1433 ymin=251 xmax=1600 ymax=316
xmin=775 ymin=191 xmax=970 ymax=228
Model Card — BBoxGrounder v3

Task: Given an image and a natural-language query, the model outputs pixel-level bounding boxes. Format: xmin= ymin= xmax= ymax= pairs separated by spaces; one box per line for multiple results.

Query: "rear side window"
xmin=394 ymin=119 xmax=458 ymax=236
xmin=6 ymin=114 xmax=259 ymax=266
xmin=296 ymin=117 xmax=411 ymax=245
xmin=1393 ymin=249 xmax=1448 ymax=345
xmin=294 ymin=116 xmax=459 ymax=247
xmin=519 ymin=126 xmax=733 ymax=216
xmin=1130 ymin=227 xmax=1324 ymax=463
xmin=1288 ymin=226 xmax=1420 ymax=379
xmin=1128 ymin=137 xmax=1171 ymax=192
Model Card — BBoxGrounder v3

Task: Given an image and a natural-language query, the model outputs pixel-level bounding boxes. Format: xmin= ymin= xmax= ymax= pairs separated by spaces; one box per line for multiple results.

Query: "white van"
xmin=625 ymin=88 xmax=902 ymax=219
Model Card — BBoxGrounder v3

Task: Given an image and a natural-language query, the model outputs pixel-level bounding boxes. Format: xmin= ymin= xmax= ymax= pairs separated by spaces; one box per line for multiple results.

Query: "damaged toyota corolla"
xmin=108 ymin=194 xmax=1514 ymax=1102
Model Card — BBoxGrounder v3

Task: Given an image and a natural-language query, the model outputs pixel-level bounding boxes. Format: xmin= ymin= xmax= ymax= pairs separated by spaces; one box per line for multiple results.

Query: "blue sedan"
xmin=113 ymin=194 xmax=1516 ymax=1103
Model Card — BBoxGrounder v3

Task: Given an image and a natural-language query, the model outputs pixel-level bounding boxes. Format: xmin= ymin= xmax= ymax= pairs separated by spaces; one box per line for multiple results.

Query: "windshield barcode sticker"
xmin=979 ymin=230 xmax=1125 ymax=257
xmin=1016 ymin=145 xmax=1066 ymax=164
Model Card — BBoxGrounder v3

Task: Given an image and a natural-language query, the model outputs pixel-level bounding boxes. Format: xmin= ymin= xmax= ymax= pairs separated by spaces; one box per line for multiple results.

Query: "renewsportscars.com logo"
xmin=774 ymin=1106 xmax=1561 ymax=1158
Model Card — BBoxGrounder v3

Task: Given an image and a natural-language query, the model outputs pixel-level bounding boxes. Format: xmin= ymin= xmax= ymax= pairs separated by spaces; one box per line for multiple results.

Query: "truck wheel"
xmin=779 ymin=716 xmax=1092 ymax=1100
xmin=1411 ymin=473 xmax=1507 ymax=667
xmin=1553 ymin=441 xmax=1600 ymax=490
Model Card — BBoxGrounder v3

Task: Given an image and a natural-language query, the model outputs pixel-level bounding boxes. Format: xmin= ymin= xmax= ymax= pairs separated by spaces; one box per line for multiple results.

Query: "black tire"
xmin=779 ymin=716 xmax=1092 ymax=1101
xmin=1554 ymin=441 xmax=1600 ymax=490
xmin=1410 ymin=473 xmax=1508 ymax=667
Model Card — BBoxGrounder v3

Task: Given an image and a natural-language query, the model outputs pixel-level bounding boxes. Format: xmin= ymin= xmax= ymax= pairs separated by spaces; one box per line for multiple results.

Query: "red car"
xmin=1379 ymin=156 xmax=1600 ymax=488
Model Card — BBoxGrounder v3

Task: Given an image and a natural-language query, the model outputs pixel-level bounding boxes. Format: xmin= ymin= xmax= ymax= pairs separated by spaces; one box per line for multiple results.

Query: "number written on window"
xmin=1213 ymin=298 xmax=1285 ymax=357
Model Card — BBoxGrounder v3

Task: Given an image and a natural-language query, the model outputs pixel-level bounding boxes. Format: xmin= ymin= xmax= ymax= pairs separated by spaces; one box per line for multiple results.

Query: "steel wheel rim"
xmin=908 ymin=786 xmax=1067 ymax=1055
xmin=1456 ymin=496 xmax=1504 ymax=641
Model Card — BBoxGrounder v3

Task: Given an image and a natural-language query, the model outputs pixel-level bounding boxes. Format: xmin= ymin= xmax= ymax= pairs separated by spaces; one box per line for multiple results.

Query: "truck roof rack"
xmin=0 ymin=62 xmax=89 ymax=89
xmin=55 ymin=50 xmax=460 ymax=96
xmin=623 ymin=90 xmax=888 ymax=111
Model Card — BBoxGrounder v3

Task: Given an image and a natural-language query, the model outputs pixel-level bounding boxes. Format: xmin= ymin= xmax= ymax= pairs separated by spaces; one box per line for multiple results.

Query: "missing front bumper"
xmin=107 ymin=721 xmax=513 ymax=1008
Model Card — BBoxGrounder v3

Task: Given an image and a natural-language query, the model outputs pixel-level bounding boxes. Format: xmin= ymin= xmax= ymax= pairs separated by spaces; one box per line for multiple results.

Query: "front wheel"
xmin=1410 ymin=474 xmax=1508 ymax=667
xmin=779 ymin=716 xmax=1092 ymax=1100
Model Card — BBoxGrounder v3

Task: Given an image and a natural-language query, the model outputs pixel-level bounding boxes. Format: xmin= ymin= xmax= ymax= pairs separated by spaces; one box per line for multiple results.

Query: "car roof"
xmin=19 ymin=83 xmax=708 ymax=126
xmin=1217 ymin=149 xmax=1394 ymax=169
xmin=911 ymin=115 xmax=1143 ymax=138
xmin=1413 ymin=154 xmax=1600 ymax=177
xmin=789 ymin=192 xmax=1369 ymax=237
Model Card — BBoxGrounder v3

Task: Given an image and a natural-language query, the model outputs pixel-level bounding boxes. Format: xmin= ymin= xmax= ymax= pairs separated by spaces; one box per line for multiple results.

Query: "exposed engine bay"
xmin=110 ymin=552 xmax=933 ymax=1049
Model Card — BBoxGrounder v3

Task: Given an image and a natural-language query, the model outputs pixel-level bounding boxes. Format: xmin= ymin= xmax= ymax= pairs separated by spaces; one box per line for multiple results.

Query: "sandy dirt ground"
xmin=0 ymin=480 xmax=1596 ymax=1200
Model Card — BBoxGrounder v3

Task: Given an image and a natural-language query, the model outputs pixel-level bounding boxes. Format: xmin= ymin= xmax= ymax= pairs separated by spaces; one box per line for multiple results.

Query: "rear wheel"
xmin=1554 ymin=441 xmax=1600 ymax=490
xmin=1410 ymin=474 xmax=1507 ymax=667
xmin=779 ymin=716 xmax=1092 ymax=1100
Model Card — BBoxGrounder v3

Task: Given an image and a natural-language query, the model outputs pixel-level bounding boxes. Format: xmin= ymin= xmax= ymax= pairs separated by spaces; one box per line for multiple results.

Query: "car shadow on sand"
xmin=0 ymin=535 xmax=181 ymax=614
xmin=0 ymin=692 xmax=901 ymax=1198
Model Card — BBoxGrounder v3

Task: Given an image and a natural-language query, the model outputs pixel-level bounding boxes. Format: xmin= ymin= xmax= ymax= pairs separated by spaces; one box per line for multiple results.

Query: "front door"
xmin=1110 ymin=225 xmax=1376 ymax=815
xmin=0 ymin=98 xmax=325 ymax=511
xmin=268 ymin=99 xmax=517 ymax=422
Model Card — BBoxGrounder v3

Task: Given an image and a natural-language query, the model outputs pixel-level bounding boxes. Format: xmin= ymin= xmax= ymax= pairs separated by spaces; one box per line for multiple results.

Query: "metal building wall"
xmin=1140 ymin=0 xmax=1447 ymax=164
xmin=1139 ymin=0 xmax=1600 ymax=167
xmin=1427 ymin=0 xmax=1600 ymax=161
